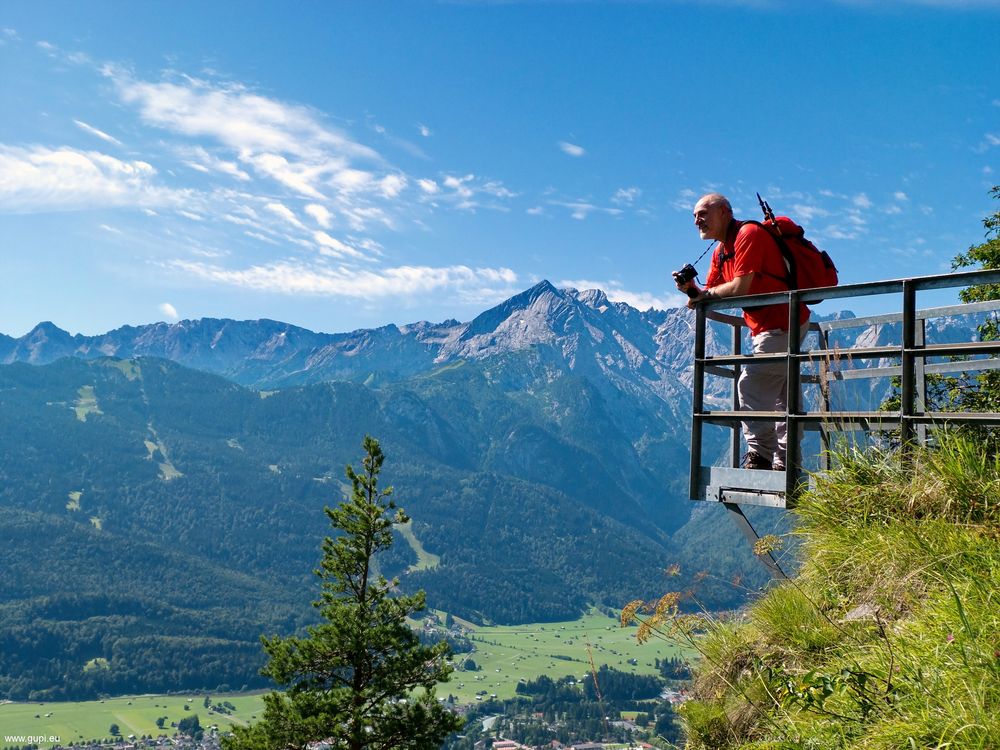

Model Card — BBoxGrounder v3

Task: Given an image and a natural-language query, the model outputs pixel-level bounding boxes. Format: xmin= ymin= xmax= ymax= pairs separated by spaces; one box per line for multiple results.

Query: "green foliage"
xmin=669 ymin=434 xmax=1000 ymax=749
xmin=223 ymin=437 xmax=462 ymax=750
xmin=176 ymin=714 xmax=202 ymax=739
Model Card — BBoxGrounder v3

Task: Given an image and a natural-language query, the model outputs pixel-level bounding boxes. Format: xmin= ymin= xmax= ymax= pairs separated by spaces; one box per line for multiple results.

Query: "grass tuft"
xmin=627 ymin=433 xmax=1000 ymax=749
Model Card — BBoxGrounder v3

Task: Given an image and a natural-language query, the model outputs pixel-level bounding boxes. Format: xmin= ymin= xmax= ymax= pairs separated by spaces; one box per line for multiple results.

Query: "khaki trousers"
xmin=737 ymin=323 xmax=809 ymax=464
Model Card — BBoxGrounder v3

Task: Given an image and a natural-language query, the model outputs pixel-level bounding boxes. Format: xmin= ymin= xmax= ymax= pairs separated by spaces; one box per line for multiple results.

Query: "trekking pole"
xmin=756 ymin=192 xmax=783 ymax=237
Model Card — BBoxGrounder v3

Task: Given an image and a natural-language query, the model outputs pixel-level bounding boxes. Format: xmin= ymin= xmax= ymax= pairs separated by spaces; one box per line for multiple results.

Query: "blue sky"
xmin=1 ymin=1 xmax=998 ymax=336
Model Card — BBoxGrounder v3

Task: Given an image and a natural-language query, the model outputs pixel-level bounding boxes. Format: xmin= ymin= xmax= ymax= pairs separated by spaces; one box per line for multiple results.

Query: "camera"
xmin=672 ymin=263 xmax=697 ymax=284
xmin=672 ymin=263 xmax=701 ymax=299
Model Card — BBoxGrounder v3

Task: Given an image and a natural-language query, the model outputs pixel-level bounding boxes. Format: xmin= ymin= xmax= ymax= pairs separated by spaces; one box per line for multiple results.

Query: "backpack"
xmin=743 ymin=216 xmax=838 ymax=303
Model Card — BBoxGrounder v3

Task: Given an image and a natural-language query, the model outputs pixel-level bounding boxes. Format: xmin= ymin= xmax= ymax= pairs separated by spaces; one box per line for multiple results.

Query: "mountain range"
xmin=0 ymin=281 xmax=980 ymax=699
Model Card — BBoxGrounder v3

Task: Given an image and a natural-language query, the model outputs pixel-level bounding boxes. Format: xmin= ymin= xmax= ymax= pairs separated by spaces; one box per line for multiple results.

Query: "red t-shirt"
xmin=704 ymin=221 xmax=810 ymax=336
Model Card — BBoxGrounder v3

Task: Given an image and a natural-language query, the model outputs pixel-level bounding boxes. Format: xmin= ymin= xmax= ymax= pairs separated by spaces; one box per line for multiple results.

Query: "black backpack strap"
xmin=740 ymin=220 xmax=797 ymax=289
xmin=712 ymin=220 xmax=739 ymax=274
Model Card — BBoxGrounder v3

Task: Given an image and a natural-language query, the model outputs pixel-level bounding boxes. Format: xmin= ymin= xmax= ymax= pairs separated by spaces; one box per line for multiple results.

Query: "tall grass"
xmin=624 ymin=433 xmax=1000 ymax=749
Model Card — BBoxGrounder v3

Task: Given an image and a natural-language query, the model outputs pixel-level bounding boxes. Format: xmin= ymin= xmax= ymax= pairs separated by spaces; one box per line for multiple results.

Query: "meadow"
xmin=445 ymin=609 xmax=689 ymax=703
xmin=0 ymin=610 xmax=690 ymax=746
xmin=0 ymin=693 xmax=266 ymax=748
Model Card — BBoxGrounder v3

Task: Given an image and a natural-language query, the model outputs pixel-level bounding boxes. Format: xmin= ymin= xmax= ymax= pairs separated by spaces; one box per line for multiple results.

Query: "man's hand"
xmin=686 ymin=287 xmax=712 ymax=309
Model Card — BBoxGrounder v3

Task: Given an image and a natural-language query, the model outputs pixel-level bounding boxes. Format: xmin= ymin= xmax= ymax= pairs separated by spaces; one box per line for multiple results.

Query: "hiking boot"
xmin=772 ymin=459 xmax=786 ymax=472
xmin=741 ymin=451 xmax=772 ymax=470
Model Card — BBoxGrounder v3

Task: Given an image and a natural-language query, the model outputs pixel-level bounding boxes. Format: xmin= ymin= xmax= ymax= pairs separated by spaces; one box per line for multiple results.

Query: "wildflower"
xmin=946 ymin=633 xmax=955 ymax=643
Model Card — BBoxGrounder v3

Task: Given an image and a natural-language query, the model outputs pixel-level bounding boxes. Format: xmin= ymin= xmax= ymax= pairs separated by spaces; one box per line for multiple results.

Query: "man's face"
xmin=693 ymin=199 xmax=729 ymax=241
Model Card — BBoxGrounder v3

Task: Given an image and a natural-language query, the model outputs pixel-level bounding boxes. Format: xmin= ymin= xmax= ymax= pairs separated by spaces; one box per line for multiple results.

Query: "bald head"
xmin=693 ymin=193 xmax=734 ymax=242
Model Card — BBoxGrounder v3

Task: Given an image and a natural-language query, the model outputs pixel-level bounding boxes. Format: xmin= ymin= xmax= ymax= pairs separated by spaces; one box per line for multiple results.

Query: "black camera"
xmin=672 ymin=263 xmax=700 ymax=299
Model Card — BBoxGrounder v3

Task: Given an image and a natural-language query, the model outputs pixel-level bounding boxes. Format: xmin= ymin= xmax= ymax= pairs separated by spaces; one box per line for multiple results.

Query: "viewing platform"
xmin=687 ymin=269 xmax=1000 ymax=577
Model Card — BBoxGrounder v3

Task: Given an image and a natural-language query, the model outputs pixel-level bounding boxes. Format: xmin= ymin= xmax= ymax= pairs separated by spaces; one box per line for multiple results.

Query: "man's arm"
xmin=679 ymin=273 xmax=754 ymax=309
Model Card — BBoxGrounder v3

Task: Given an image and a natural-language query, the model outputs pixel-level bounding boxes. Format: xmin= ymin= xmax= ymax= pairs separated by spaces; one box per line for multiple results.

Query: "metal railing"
xmin=689 ymin=268 xmax=1000 ymax=510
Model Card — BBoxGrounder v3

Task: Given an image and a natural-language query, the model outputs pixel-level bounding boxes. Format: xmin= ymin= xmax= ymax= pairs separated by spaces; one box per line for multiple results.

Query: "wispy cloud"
xmin=73 ymin=119 xmax=123 ymax=146
xmin=434 ymin=173 xmax=516 ymax=211
xmin=549 ymin=200 xmax=623 ymax=221
xmin=0 ymin=145 xmax=188 ymax=212
xmin=558 ymin=141 xmax=585 ymax=157
xmin=611 ymin=187 xmax=641 ymax=205
xmin=788 ymin=203 xmax=831 ymax=223
xmin=670 ymin=188 xmax=699 ymax=212
xmin=304 ymin=203 xmax=332 ymax=228
xmin=178 ymin=145 xmax=250 ymax=181
xmin=313 ymin=231 xmax=369 ymax=260
xmin=107 ymin=68 xmax=380 ymax=163
xmin=169 ymin=259 xmax=519 ymax=300
xmin=9 ymin=52 xmax=531 ymax=309
xmin=159 ymin=302 xmax=180 ymax=321
xmin=265 ymin=201 xmax=306 ymax=230
xmin=559 ymin=278 xmax=685 ymax=311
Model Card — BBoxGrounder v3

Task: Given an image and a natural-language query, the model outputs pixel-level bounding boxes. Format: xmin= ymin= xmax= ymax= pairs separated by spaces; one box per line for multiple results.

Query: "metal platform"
xmin=697 ymin=466 xmax=807 ymax=508
xmin=684 ymin=269 xmax=1000 ymax=577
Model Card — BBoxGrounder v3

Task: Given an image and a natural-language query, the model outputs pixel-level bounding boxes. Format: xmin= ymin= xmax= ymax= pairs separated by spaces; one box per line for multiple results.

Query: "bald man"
xmin=676 ymin=193 xmax=809 ymax=472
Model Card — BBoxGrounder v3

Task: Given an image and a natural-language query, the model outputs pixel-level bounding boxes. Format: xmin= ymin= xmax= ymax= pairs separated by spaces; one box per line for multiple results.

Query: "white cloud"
xmin=893 ymin=191 xmax=909 ymax=201
xmin=159 ymin=302 xmax=180 ymax=321
xmin=313 ymin=231 xmax=368 ymax=260
xmin=266 ymin=201 xmax=306 ymax=229
xmin=418 ymin=123 xmax=432 ymax=137
xmin=246 ymin=230 xmax=279 ymax=245
xmin=437 ymin=174 xmax=516 ymax=211
xmin=417 ymin=178 xmax=440 ymax=195
xmin=99 ymin=223 xmax=122 ymax=234
xmin=550 ymin=200 xmax=623 ymax=221
xmin=852 ymin=193 xmax=873 ymax=209
xmin=178 ymin=210 xmax=204 ymax=221
xmin=0 ymin=145 xmax=187 ymax=212
xmin=611 ymin=187 xmax=641 ymax=205
xmin=559 ymin=279 xmax=684 ymax=311
xmin=379 ymin=173 xmax=407 ymax=198
xmin=788 ymin=204 xmax=830 ymax=222
xmin=241 ymin=152 xmax=330 ymax=199
xmin=170 ymin=258 xmax=519 ymax=300
xmin=670 ymin=188 xmax=698 ymax=211
xmin=526 ymin=206 xmax=544 ymax=216
xmin=558 ymin=141 xmax=585 ymax=157
xmin=985 ymin=133 xmax=1000 ymax=146
xmin=304 ymin=203 xmax=332 ymax=228
xmin=108 ymin=69 xmax=380 ymax=162
xmin=73 ymin=120 xmax=123 ymax=146
xmin=179 ymin=145 xmax=250 ymax=181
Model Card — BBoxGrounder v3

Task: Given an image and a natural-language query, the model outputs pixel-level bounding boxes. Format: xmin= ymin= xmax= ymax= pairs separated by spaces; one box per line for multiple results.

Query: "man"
xmin=674 ymin=192 xmax=809 ymax=472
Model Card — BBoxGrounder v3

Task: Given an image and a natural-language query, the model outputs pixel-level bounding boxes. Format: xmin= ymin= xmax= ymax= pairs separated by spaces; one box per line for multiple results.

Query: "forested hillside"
xmin=0 ymin=354 xmax=744 ymax=699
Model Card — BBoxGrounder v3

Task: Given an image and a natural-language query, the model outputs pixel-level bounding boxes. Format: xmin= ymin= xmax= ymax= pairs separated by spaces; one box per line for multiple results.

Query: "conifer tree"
xmin=223 ymin=436 xmax=462 ymax=750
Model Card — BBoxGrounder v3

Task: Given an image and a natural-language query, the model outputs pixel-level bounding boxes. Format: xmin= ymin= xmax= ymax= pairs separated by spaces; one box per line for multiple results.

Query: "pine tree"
xmin=223 ymin=436 xmax=462 ymax=750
